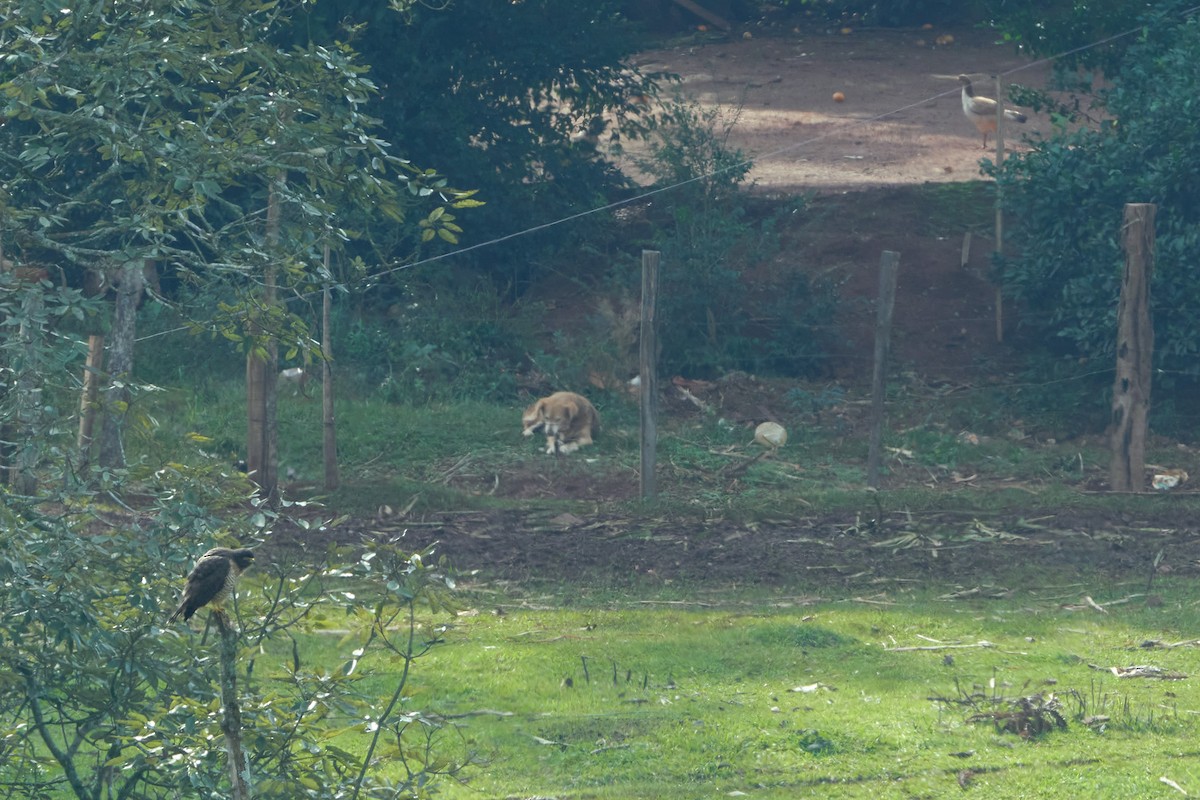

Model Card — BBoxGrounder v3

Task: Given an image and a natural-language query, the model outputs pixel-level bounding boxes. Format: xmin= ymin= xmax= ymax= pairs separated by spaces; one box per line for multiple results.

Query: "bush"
xmin=332 ymin=268 xmax=533 ymax=403
xmin=0 ymin=458 xmax=464 ymax=798
xmin=625 ymin=100 xmax=838 ymax=378
xmin=758 ymin=0 xmax=986 ymax=27
xmin=990 ymin=9 xmax=1200 ymax=417
xmin=296 ymin=0 xmax=663 ymax=291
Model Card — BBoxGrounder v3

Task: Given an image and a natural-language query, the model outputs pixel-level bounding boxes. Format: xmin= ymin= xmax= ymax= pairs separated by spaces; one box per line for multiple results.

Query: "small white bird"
xmin=958 ymin=75 xmax=1027 ymax=149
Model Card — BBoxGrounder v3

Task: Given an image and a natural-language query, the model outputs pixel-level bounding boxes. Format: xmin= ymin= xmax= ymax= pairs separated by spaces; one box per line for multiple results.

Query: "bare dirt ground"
xmin=276 ymin=492 xmax=1200 ymax=594
xmin=629 ymin=24 xmax=1055 ymax=192
xmin=624 ymin=24 xmax=1060 ymax=381
xmin=277 ymin=25 xmax=1200 ymax=591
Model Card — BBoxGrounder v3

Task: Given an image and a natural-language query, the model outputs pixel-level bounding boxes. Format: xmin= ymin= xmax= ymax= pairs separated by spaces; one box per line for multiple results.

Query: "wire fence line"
xmin=119 ymin=7 xmax=1200 ymax=401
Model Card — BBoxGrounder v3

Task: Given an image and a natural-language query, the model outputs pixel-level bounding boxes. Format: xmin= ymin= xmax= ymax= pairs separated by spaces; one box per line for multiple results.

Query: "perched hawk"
xmin=167 ymin=547 xmax=255 ymax=623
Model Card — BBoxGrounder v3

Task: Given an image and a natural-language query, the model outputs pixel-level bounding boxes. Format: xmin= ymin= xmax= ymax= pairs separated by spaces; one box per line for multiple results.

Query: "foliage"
xmin=0 ymin=275 xmax=465 ymax=797
xmin=989 ymin=10 xmax=1200 ymax=400
xmin=0 ymin=0 xmax=471 ymax=357
xmin=0 ymin=470 xmax=463 ymax=798
xmin=292 ymin=0 xmax=663 ymax=290
xmin=0 ymin=274 xmax=97 ymax=492
xmin=330 ymin=269 xmax=534 ymax=404
xmin=761 ymin=0 xmax=986 ymax=26
xmin=624 ymin=100 xmax=836 ymax=378
xmin=984 ymin=0 xmax=1191 ymax=75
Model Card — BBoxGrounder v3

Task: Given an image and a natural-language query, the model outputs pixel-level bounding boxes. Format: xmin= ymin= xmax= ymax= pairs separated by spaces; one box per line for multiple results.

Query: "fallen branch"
xmin=1084 ymin=596 xmax=1108 ymax=614
xmin=886 ymin=640 xmax=995 ymax=653
xmin=441 ymin=709 xmax=515 ymax=720
xmin=719 ymin=449 xmax=769 ymax=480
xmin=849 ymin=595 xmax=897 ymax=606
xmin=1139 ymin=639 xmax=1200 ymax=650
xmin=1087 ymin=664 xmax=1188 ymax=680
xmin=675 ymin=385 xmax=711 ymax=412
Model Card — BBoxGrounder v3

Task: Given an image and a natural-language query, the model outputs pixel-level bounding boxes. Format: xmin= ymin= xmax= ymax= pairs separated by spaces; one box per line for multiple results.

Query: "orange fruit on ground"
xmin=832 ymin=91 xmax=845 ymax=102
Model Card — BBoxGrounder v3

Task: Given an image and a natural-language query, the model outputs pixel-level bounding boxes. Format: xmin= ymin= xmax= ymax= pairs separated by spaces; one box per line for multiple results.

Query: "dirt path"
xmin=628 ymin=26 xmax=1055 ymax=192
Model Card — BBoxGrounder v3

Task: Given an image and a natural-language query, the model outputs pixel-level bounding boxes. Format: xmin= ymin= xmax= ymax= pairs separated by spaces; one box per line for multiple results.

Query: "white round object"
xmin=754 ymin=421 xmax=787 ymax=448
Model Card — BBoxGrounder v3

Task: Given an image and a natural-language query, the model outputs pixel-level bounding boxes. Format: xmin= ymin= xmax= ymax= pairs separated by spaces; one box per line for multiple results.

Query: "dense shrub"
xmin=984 ymin=0 xmax=1182 ymax=75
xmin=332 ymin=269 xmax=534 ymax=403
xmin=622 ymin=101 xmax=838 ymax=379
xmin=293 ymin=0 xmax=663 ymax=291
xmin=989 ymin=8 xmax=1200 ymax=413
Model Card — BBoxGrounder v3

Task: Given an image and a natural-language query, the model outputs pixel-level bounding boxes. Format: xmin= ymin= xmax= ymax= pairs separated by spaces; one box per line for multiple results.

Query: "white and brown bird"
xmin=167 ymin=547 xmax=255 ymax=623
xmin=958 ymin=75 xmax=1027 ymax=149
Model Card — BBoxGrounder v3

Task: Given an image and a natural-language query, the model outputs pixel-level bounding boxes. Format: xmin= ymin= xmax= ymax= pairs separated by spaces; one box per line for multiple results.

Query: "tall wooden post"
xmin=639 ymin=251 xmax=660 ymax=502
xmin=1109 ymin=203 xmax=1156 ymax=492
xmin=866 ymin=251 xmax=900 ymax=488
xmin=322 ymin=244 xmax=339 ymax=491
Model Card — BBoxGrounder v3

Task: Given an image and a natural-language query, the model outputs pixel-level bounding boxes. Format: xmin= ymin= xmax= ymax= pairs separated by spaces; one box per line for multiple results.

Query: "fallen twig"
xmin=1087 ymin=663 xmax=1188 ymax=680
xmin=1160 ymin=776 xmax=1188 ymax=796
xmin=1084 ymin=596 xmax=1108 ymax=614
xmin=1139 ymin=639 xmax=1200 ymax=649
xmin=720 ymin=449 xmax=769 ymax=479
xmin=886 ymin=640 xmax=995 ymax=653
xmin=442 ymin=709 xmax=515 ymax=720
xmin=675 ymin=385 xmax=711 ymax=412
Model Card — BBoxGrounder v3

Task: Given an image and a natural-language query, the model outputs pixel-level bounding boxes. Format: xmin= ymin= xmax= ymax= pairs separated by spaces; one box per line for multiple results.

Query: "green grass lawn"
xmin=134 ymin=386 xmax=1200 ymax=797
xmin=297 ymin=578 xmax=1200 ymax=799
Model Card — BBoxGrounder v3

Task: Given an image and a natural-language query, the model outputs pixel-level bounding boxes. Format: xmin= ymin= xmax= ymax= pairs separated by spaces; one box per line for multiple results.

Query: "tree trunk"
xmin=246 ymin=176 xmax=282 ymax=502
xmin=98 ymin=262 xmax=146 ymax=468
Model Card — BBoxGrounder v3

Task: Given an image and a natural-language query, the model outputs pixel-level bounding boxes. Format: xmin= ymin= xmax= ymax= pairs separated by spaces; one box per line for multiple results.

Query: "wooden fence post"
xmin=1109 ymin=203 xmax=1156 ymax=492
xmin=866 ymin=251 xmax=900 ymax=488
xmin=639 ymin=250 xmax=660 ymax=502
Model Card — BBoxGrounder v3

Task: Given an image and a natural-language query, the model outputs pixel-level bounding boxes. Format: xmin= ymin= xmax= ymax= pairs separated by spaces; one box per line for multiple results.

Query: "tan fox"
xmin=521 ymin=391 xmax=600 ymax=455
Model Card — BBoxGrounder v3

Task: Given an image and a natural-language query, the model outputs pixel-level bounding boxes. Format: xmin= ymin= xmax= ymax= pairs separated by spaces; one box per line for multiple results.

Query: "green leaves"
xmin=992 ymin=11 xmax=1200 ymax=399
xmin=0 ymin=0 xmax=476 ymax=370
xmin=419 ymin=206 xmax=464 ymax=244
